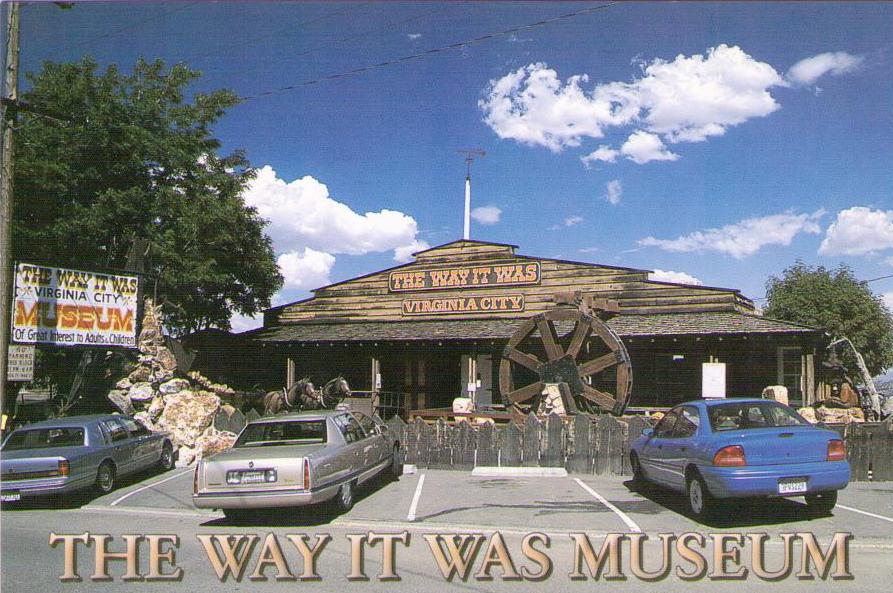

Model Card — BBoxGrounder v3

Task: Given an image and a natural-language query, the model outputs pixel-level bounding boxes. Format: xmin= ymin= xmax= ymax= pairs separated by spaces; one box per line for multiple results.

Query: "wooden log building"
xmin=232 ymin=240 xmax=822 ymax=415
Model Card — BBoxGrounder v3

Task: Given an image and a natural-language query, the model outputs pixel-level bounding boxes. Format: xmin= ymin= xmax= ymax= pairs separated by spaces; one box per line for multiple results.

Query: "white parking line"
xmin=109 ymin=469 xmax=193 ymax=507
xmin=837 ymin=504 xmax=893 ymax=524
xmin=573 ymin=477 xmax=642 ymax=533
xmin=406 ymin=473 xmax=426 ymax=522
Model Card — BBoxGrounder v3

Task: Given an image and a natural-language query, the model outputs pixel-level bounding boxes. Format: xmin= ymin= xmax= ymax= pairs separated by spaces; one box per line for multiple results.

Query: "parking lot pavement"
xmin=60 ymin=465 xmax=893 ymax=541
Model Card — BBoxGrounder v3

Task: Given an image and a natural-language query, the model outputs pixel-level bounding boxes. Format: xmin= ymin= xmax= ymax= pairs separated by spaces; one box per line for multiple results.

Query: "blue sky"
xmin=17 ymin=1 xmax=893 ymax=330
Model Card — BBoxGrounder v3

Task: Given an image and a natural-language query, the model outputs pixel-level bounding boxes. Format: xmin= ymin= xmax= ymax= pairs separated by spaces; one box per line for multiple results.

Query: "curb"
xmin=471 ymin=466 xmax=568 ymax=478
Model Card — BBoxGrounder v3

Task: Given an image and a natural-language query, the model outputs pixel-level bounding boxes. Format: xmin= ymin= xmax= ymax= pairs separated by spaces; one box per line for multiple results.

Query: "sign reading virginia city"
xmin=389 ymin=261 xmax=540 ymax=292
xmin=402 ymin=294 xmax=525 ymax=316
xmin=12 ymin=263 xmax=139 ymax=348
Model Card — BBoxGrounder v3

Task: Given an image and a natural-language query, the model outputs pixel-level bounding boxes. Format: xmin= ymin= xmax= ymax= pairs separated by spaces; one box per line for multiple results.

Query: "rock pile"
xmin=798 ymin=404 xmax=865 ymax=424
xmin=106 ymin=299 xmax=237 ymax=465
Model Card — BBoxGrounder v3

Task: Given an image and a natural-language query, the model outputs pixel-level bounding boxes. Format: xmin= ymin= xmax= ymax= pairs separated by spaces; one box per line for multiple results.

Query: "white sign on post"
xmin=702 ymin=362 xmax=727 ymax=398
xmin=7 ymin=344 xmax=35 ymax=382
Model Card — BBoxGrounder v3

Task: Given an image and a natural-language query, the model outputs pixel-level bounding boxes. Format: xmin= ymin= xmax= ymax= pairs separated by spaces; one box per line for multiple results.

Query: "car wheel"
xmin=95 ymin=461 xmax=116 ymax=494
xmin=686 ymin=473 xmax=717 ymax=522
xmin=630 ymin=452 xmax=645 ymax=484
xmin=390 ymin=446 xmax=404 ymax=480
xmin=335 ymin=481 xmax=355 ymax=513
xmin=157 ymin=442 xmax=175 ymax=472
xmin=805 ymin=491 xmax=838 ymax=516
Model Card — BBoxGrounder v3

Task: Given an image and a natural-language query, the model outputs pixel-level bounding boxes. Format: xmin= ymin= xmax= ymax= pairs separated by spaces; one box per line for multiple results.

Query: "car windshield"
xmin=234 ymin=420 xmax=327 ymax=448
xmin=2 ymin=427 xmax=85 ymax=450
xmin=708 ymin=402 xmax=807 ymax=432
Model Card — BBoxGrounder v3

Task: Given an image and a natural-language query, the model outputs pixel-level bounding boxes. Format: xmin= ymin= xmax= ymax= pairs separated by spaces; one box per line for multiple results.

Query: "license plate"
xmin=240 ymin=471 xmax=268 ymax=484
xmin=1 ymin=492 xmax=21 ymax=502
xmin=778 ymin=478 xmax=808 ymax=495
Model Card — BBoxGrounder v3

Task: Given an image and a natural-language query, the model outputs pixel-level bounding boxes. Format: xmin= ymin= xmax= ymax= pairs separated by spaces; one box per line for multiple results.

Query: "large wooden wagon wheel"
xmin=498 ymin=308 xmax=632 ymax=416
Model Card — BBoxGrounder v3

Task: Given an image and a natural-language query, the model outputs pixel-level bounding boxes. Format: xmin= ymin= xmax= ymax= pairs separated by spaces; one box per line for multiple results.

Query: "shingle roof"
xmin=251 ymin=312 xmax=817 ymax=343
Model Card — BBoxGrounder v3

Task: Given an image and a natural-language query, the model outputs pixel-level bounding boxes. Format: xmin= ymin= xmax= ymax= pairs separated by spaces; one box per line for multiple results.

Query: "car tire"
xmin=390 ymin=446 xmax=404 ymax=480
xmin=335 ymin=480 xmax=355 ymax=513
xmin=686 ymin=472 xmax=718 ymax=522
xmin=95 ymin=461 xmax=116 ymax=495
xmin=157 ymin=442 xmax=175 ymax=472
xmin=805 ymin=490 xmax=838 ymax=516
xmin=630 ymin=452 xmax=645 ymax=484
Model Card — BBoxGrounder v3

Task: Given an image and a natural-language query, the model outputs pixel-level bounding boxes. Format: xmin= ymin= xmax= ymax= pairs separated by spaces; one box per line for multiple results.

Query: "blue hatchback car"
xmin=629 ymin=398 xmax=850 ymax=521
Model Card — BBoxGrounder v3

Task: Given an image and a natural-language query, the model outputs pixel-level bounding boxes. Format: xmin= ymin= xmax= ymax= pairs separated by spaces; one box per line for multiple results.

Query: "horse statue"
xmin=261 ymin=376 xmax=351 ymax=415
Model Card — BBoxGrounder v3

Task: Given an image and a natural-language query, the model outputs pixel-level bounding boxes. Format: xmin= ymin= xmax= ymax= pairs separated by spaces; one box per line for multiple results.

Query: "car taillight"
xmin=58 ymin=460 xmax=70 ymax=477
xmin=713 ymin=445 xmax=747 ymax=467
xmin=827 ymin=439 xmax=847 ymax=461
xmin=303 ymin=458 xmax=311 ymax=491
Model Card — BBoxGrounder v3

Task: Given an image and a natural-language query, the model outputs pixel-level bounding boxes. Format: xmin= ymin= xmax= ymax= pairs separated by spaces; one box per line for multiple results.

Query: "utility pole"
xmin=0 ymin=1 xmax=21 ymax=416
xmin=457 ymin=148 xmax=485 ymax=240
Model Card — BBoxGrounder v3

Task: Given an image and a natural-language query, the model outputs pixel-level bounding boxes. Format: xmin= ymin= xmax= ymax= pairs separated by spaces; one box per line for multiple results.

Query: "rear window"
xmin=2 ymin=427 xmax=85 ymax=451
xmin=234 ymin=420 xmax=327 ymax=448
xmin=708 ymin=402 xmax=807 ymax=432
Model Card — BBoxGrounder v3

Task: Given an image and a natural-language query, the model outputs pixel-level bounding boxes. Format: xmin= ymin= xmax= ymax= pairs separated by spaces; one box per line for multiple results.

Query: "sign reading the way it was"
xmin=402 ymin=295 xmax=525 ymax=316
xmin=389 ymin=261 xmax=540 ymax=292
xmin=12 ymin=263 xmax=140 ymax=348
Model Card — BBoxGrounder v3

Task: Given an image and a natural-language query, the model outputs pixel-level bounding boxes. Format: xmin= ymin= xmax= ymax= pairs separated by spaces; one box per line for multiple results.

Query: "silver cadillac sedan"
xmin=192 ymin=409 xmax=402 ymax=519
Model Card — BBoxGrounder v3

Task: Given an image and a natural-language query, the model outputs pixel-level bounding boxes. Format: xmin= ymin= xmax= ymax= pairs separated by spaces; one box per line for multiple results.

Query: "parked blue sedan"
xmin=629 ymin=398 xmax=850 ymax=521
xmin=1 ymin=414 xmax=176 ymax=503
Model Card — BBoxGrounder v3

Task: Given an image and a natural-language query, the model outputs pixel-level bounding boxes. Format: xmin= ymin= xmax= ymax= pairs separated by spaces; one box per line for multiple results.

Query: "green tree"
xmin=13 ymin=57 xmax=282 ymax=334
xmin=764 ymin=262 xmax=893 ymax=376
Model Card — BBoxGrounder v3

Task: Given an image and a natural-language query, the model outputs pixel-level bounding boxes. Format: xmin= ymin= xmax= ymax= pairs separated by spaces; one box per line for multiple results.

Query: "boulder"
xmin=816 ymin=405 xmax=865 ymax=424
xmin=159 ymin=378 xmax=191 ymax=395
xmin=133 ymin=411 xmax=157 ymax=431
xmin=797 ymin=407 xmax=818 ymax=424
xmin=194 ymin=427 xmax=237 ymax=461
xmin=128 ymin=366 xmax=152 ymax=383
xmin=176 ymin=446 xmax=197 ymax=467
xmin=147 ymin=396 xmax=166 ymax=420
xmin=158 ymin=390 xmax=221 ymax=448
xmin=115 ymin=377 xmax=133 ymax=391
xmin=156 ymin=347 xmax=178 ymax=373
xmin=128 ymin=382 xmax=155 ymax=403
xmin=108 ymin=389 xmax=134 ymax=415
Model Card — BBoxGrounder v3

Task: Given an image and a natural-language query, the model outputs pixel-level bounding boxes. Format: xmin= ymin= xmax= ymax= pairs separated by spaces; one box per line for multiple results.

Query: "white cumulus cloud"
xmin=480 ymin=44 xmax=787 ymax=159
xmin=408 ymin=33 xmax=422 ymax=40
xmin=819 ymin=207 xmax=893 ymax=256
xmin=620 ymin=131 xmax=679 ymax=164
xmin=471 ymin=205 xmax=502 ymax=225
xmin=277 ymin=248 xmax=336 ymax=290
xmin=605 ymin=179 xmax=622 ymax=205
xmin=243 ymin=165 xmax=423 ymax=259
xmin=394 ymin=239 xmax=431 ymax=263
xmin=649 ymin=269 xmax=704 ymax=285
xmin=883 ymin=291 xmax=893 ymax=312
xmin=639 ymin=210 xmax=824 ymax=259
xmin=580 ymin=145 xmax=619 ymax=167
xmin=786 ymin=52 xmax=863 ymax=86
xmin=233 ymin=165 xmax=427 ymax=329
xmin=565 ymin=215 xmax=584 ymax=227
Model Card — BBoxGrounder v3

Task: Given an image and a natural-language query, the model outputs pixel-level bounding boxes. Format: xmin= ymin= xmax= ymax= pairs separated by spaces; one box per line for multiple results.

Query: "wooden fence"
xmin=213 ymin=408 xmax=893 ymax=481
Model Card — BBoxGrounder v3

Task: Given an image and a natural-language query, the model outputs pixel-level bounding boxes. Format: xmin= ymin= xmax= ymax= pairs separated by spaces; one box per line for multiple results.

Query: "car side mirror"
xmin=642 ymin=428 xmax=654 ymax=437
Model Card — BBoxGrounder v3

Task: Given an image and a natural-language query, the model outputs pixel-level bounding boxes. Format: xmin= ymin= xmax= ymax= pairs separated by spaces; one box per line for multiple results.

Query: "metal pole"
xmin=0 ymin=1 xmax=21 ymax=416
xmin=463 ymin=175 xmax=471 ymax=240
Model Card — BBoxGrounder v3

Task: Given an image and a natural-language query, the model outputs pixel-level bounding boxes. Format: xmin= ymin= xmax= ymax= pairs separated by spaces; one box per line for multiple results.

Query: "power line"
xmin=240 ymin=2 xmax=619 ymax=101
xmin=288 ymin=2 xmax=462 ymax=62
xmin=65 ymin=2 xmax=204 ymax=51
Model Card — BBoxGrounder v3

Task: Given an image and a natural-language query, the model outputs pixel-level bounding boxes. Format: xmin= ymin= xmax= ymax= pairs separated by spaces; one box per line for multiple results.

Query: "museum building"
xmin=226 ymin=239 xmax=822 ymax=416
